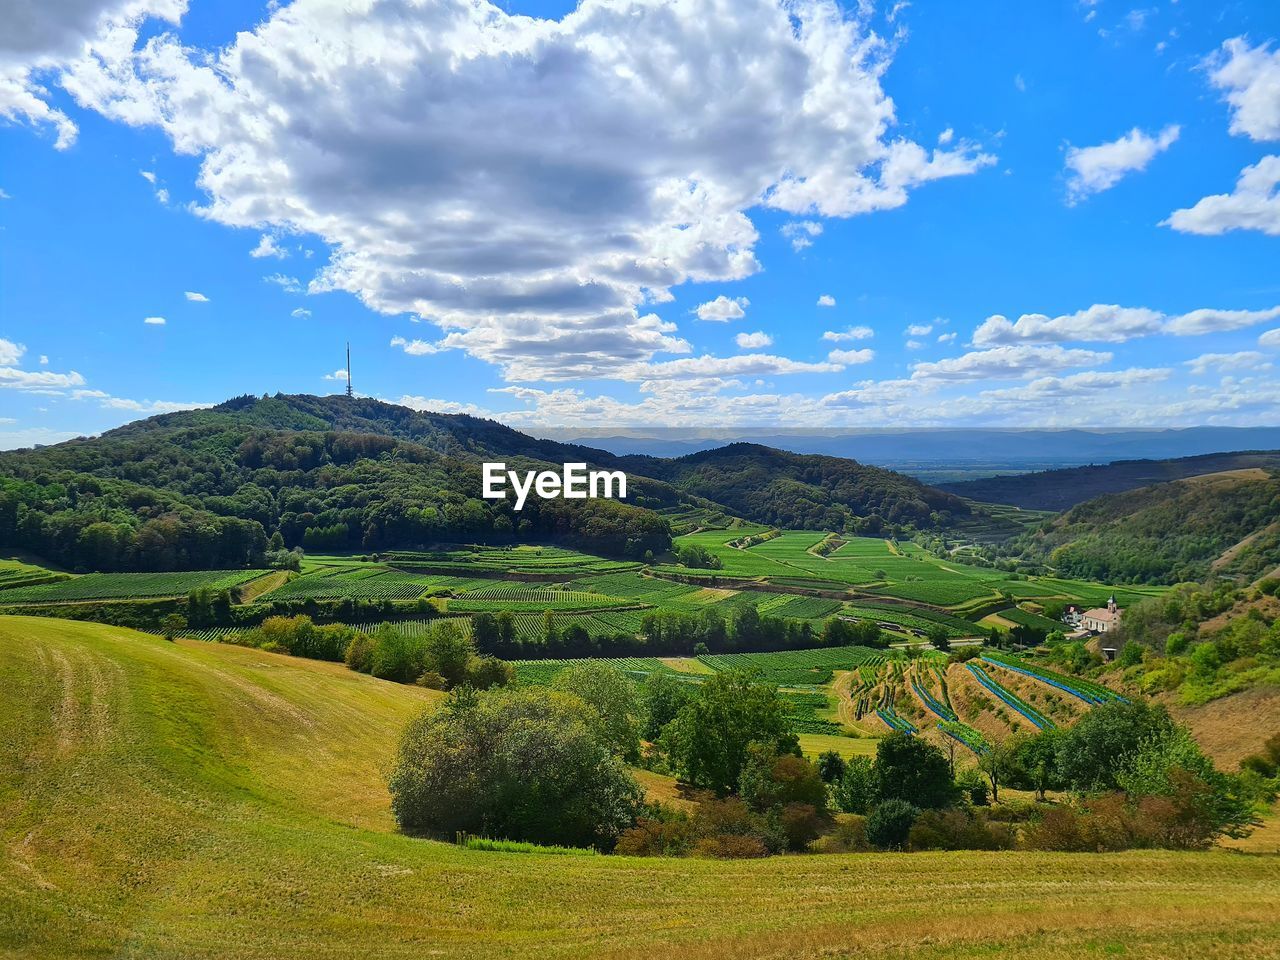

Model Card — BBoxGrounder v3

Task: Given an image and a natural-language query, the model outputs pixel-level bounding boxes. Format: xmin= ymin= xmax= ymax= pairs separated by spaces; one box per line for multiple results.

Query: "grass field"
xmin=3 ymin=615 xmax=1278 ymax=960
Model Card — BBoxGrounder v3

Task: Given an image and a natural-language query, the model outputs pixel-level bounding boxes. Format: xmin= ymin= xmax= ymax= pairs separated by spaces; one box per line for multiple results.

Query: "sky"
xmin=2 ymin=0 xmax=1280 ymax=448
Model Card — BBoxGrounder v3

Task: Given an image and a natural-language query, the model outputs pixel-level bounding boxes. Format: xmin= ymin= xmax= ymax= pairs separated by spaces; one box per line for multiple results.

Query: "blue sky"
xmin=2 ymin=0 xmax=1280 ymax=447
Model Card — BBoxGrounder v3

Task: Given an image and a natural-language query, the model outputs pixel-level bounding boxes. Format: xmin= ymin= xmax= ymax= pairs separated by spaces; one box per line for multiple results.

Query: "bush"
xmin=817 ymin=750 xmax=846 ymax=784
xmin=907 ymin=808 xmax=1016 ymax=851
xmin=552 ymin=662 xmax=644 ymax=762
xmin=813 ymin=814 xmax=870 ymax=853
xmin=866 ymin=799 xmax=920 ymax=850
xmin=834 ymin=756 xmax=875 ymax=814
xmin=779 ymin=802 xmax=823 ymax=851
xmin=388 ymin=686 xmax=643 ymax=849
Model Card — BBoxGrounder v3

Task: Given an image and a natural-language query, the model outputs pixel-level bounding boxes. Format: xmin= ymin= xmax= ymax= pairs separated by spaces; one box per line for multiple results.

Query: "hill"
xmin=618 ymin=442 xmax=970 ymax=534
xmin=1014 ymin=469 xmax=1280 ymax=585
xmin=941 ymin=451 xmax=1280 ymax=511
xmin=4 ymin=614 xmax=1279 ymax=959
xmin=0 ymin=395 xmax=978 ymax=572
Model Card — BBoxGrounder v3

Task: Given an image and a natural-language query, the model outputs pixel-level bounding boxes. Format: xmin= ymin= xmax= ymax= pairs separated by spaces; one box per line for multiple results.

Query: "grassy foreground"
xmin=2 ymin=616 xmax=1278 ymax=960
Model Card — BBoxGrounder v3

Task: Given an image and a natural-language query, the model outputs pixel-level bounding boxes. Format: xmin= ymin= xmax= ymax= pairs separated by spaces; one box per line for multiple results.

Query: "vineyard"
xmin=0 ymin=569 xmax=267 ymax=604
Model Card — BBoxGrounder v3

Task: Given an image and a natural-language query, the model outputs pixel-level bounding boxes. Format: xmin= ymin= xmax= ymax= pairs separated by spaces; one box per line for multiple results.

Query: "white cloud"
xmin=1184 ymin=351 xmax=1272 ymax=376
xmin=1207 ymin=38 xmax=1280 ymax=143
xmin=817 ymin=294 xmax=837 ymax=307
xmin=938 ymin=127 xmax=954 ymax=145
xmin=0 ymin=427 xmax=85 ymax=450
xmin=38 ymin=355 xmax=48 ymax=365
xmin=827 ymin=348 xmax=875 ymax=364
xmin=263 ymin=273 xmax=302 ymax=293
xmin=972 ymin=302 xmax=1280 ymax=343
xmin=250 ymin=234 xmax=287 ymax=259
xmin=624 ymin=353 xmax=844 ymax=381
xmin=1261 ymin=328 xmax=1280 ymax=349
xmin=0 ymin=367 xmax=86 ymax=390
xmin=905 ymin=339 xmax=923 ymax=350
xmin=184 ymin=290 xmax=208 ymax=302
xmin=978 ymin=368 xmax=1172 ymax=402
xmin=822 ymin=325 xmax=873 ymax=342
xmin=397 ymin=395 xmax=494 ymax=417
xmin=0 ymin=0 xmax=186 ymax=150
xmin=906 ymin=323 xmax=933 ymax=336
xmin=1163 ymin=155 xmax=1280 ymax=237
xmin=937 ymin=331 xmax=956 ymax=344
xmin=695 ymin=295 xmax=749 ymax=322
xmin=0 ymin=338 xmax=24 ymax=365
xmin=52 ymin=0 xmax=992 ymax=382
xmin=323 ymin=368 xmax=349 ymax=381
xmin=143 ymin=316 xmax=166 ymax=325
xmin=290 ymin=307 xmax=312 ymax=319
xmin=1064 ymin=124 xmax=1180 ymax=204
xmin=973 ymin=304 xmax=1165 ymax=345
xmin=735 ymin=331 xmax=773 ymax=349
xmin=781 ymin=220 xmax=823 ymax=251
xmin=139 ymin=169 xmax=156 ymax=184
xmin=911 ymin=344 xmax=1112 ymax=381
xmin=390 ymin=335 xmax=446 ymax=356
xmin=1014 ymin=73 xmax=1027 ymax=92
xmin=70 ymin=388 xmax=211 ymax=414
xmin=1164 ymin=305 xmax=1280 ymax=336
xmin=0 ymin=188 xmax=10 ymax=200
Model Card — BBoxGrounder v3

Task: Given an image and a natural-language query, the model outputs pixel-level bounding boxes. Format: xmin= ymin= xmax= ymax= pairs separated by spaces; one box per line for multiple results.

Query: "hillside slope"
xmin=942 ymin=451 xmax=1280 ymax=511
xmin=4 ymin=615 xmax=1280 ymax=960
xmin=1015 ymin=469 xmax=1280 ymax=584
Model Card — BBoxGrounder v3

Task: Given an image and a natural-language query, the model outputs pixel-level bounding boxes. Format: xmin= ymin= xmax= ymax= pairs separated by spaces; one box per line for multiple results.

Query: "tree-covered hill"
xmin=941 ymin=451 xmax=1280 ymax=511
xmin=620 ymin=442 xmax=971 ymax=534
xmin=1014 ymin=469 xmax=1280 ymax=585
xmin=0 ymin=395 xmax=975 ymax=572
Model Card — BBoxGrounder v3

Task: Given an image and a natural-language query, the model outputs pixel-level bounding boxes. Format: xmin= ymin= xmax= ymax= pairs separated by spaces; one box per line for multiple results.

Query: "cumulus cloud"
xmin=979 ymin=368 xmax=1171 ymax=402
xmin=695 ymin=295 xmax=749 ymax=322
xmin=1184 ymin=351 xmax=1272 ymax=376
xmin=735 ymin=330 xmax=773 ymax=349
xmin=1064 ymin=125 xmax=1180 ymax=204
xmin=397 ymin=395 xmax=494 ymax=417
xmin=906 ymin=323 xmax=933 ymax=336
xmin=827 ymin=348 xmax=875 ymax=364
xmin=910 ymin=344 xmax=1112 ymax=381
xmin=0 ymin=366 xmax=86 ymax=390
xmin=48 ymin=0 xmax=991 ymax=381
xmin=184 ymin=290 xmax=208 ymax=302
xmin=143 ymin=316 xmax=166 ymax=325
xmin=323 ymin=368 xmax=349 ymax=381
xmin=0 ymin=0 xmax=185 ymax=149
xmin=263 ymin=274 xmax=302 ymax=294
xmin=816 ymin=295 xmax=837 ymax=308
xmin=290 ymin=307 xmax=312 ymax=319
xmin=822 ymin=325 xmax=873 ymax=341
xmin=624 ymin=353 xmax=843 ymax=381
xmin=1163 ymin=155 xmax=1280 ymax=237
xmin=1262 ymin=328 xmax=1280 ymax=349
xmin=1207 ymin=38 xmax=1280 ymax=143
xmin=972 ymin=302 xmax=1280 ymax=343
xmin=937 ymin=331 xmax=956 ymax=344
xmin=250 ymin=234 xmax=287 ymax=259
xmin=781 ymin=220 xmax=823 ymax=251
xmin=0 ymin=338 xmax=24 ymax=365
xmin=70 ymin=388 xmax=210 ymax=414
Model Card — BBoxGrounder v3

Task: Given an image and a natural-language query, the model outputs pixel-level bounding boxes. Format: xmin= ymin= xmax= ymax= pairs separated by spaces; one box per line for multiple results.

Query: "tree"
xmin=866 ymin=799 xmax=920 ymax=850
xmin=662 ymin=671 xmax=799 ymax=794
xmin=1011 ymin=730 xmax=1065 ymax=801
xmin=551 ymin=662 xmax=644 ymax=761
xmin=423 ymin=619 xmax=473 ymax=687
xmin=872 ymin=733 xmax=956 ymax=809
xmin=1057 ymin=700 xmax=1176 ymax=792
xmin=977 ymin=739 xmax=1019 ymax=805
xmin=641 ymin=673 xmax=696 ymax=742
xmin=738 ymin=745 xmax=828 ymax=816
xmin=834 ymin=756 xmax=876 ymax=814
xmin=817 ymin=750 xmax=846 ymax=784
xmin=388 ymin=686 xmax=643 ymax=849
xmin=159 ymin=612 xmax=186 ymax=641
xmin=926 ymin=623 xmax=951 ymax=652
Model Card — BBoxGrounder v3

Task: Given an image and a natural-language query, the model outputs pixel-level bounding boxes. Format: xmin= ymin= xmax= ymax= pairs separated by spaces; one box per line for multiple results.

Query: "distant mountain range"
xmin=535 ymin=427 xmax=1280 ymax=479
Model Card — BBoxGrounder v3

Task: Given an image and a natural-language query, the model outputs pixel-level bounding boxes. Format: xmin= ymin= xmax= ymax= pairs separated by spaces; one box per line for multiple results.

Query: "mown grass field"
xmin=3 ymin=615 xmax=1278 ymax=960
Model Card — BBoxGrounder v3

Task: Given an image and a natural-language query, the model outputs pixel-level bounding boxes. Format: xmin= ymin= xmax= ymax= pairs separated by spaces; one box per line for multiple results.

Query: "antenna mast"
xmin=345 ymin=342 xmax=353 ymax=398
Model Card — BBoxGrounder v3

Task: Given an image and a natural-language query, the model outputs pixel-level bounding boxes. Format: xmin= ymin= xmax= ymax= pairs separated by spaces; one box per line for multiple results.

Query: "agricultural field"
xmin=6 ymin=616 xmax=1277 ymax=960
xmin=263 ymin=567 xmax=444 ymax=602
xmin=0 ymin=568 xmax=267 ymax=604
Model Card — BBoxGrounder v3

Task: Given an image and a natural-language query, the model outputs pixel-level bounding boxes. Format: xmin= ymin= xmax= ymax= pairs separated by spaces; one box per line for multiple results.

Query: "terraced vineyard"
xmin=0 ymin=569 xmax=268 ymax=603
xmin=264 ymin=568 xmax=442 ymax=602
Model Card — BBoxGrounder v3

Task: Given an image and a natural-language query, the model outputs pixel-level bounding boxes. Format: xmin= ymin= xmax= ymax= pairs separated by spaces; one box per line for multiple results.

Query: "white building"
xmin=1081 ymin=595 xmax=1122 ymax=634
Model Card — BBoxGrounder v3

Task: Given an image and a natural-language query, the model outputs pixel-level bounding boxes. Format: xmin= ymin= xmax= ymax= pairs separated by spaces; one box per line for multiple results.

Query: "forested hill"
xmin=1014 ymin=469 xmax=1280 ymax=585
xmin=0 ymin=395 xmax=974 ymax=572
xmin=619 ymin=442 xmax=970 ymax=534
xmin=941 ymin=450 xmax=1280 ymax=511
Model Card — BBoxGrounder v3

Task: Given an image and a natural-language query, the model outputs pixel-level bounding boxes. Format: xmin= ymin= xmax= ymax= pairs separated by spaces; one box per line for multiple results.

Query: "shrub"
xmin=779 ymin=802 xmax=823 ymax=851
xmin=866 ymin=799 xmax=920 ymax=850
xmin=814 ymin=814 xmax=870 ymax=853
xmin=388 ymin=686 xmax=643 ymax=850
xmin=817 ymin=750 xmax=847 ymax=784
xmin=907 ymin=808 xmax=1016 ymax=851
xmin=693 ymin=834 xmax=768 ymax=859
